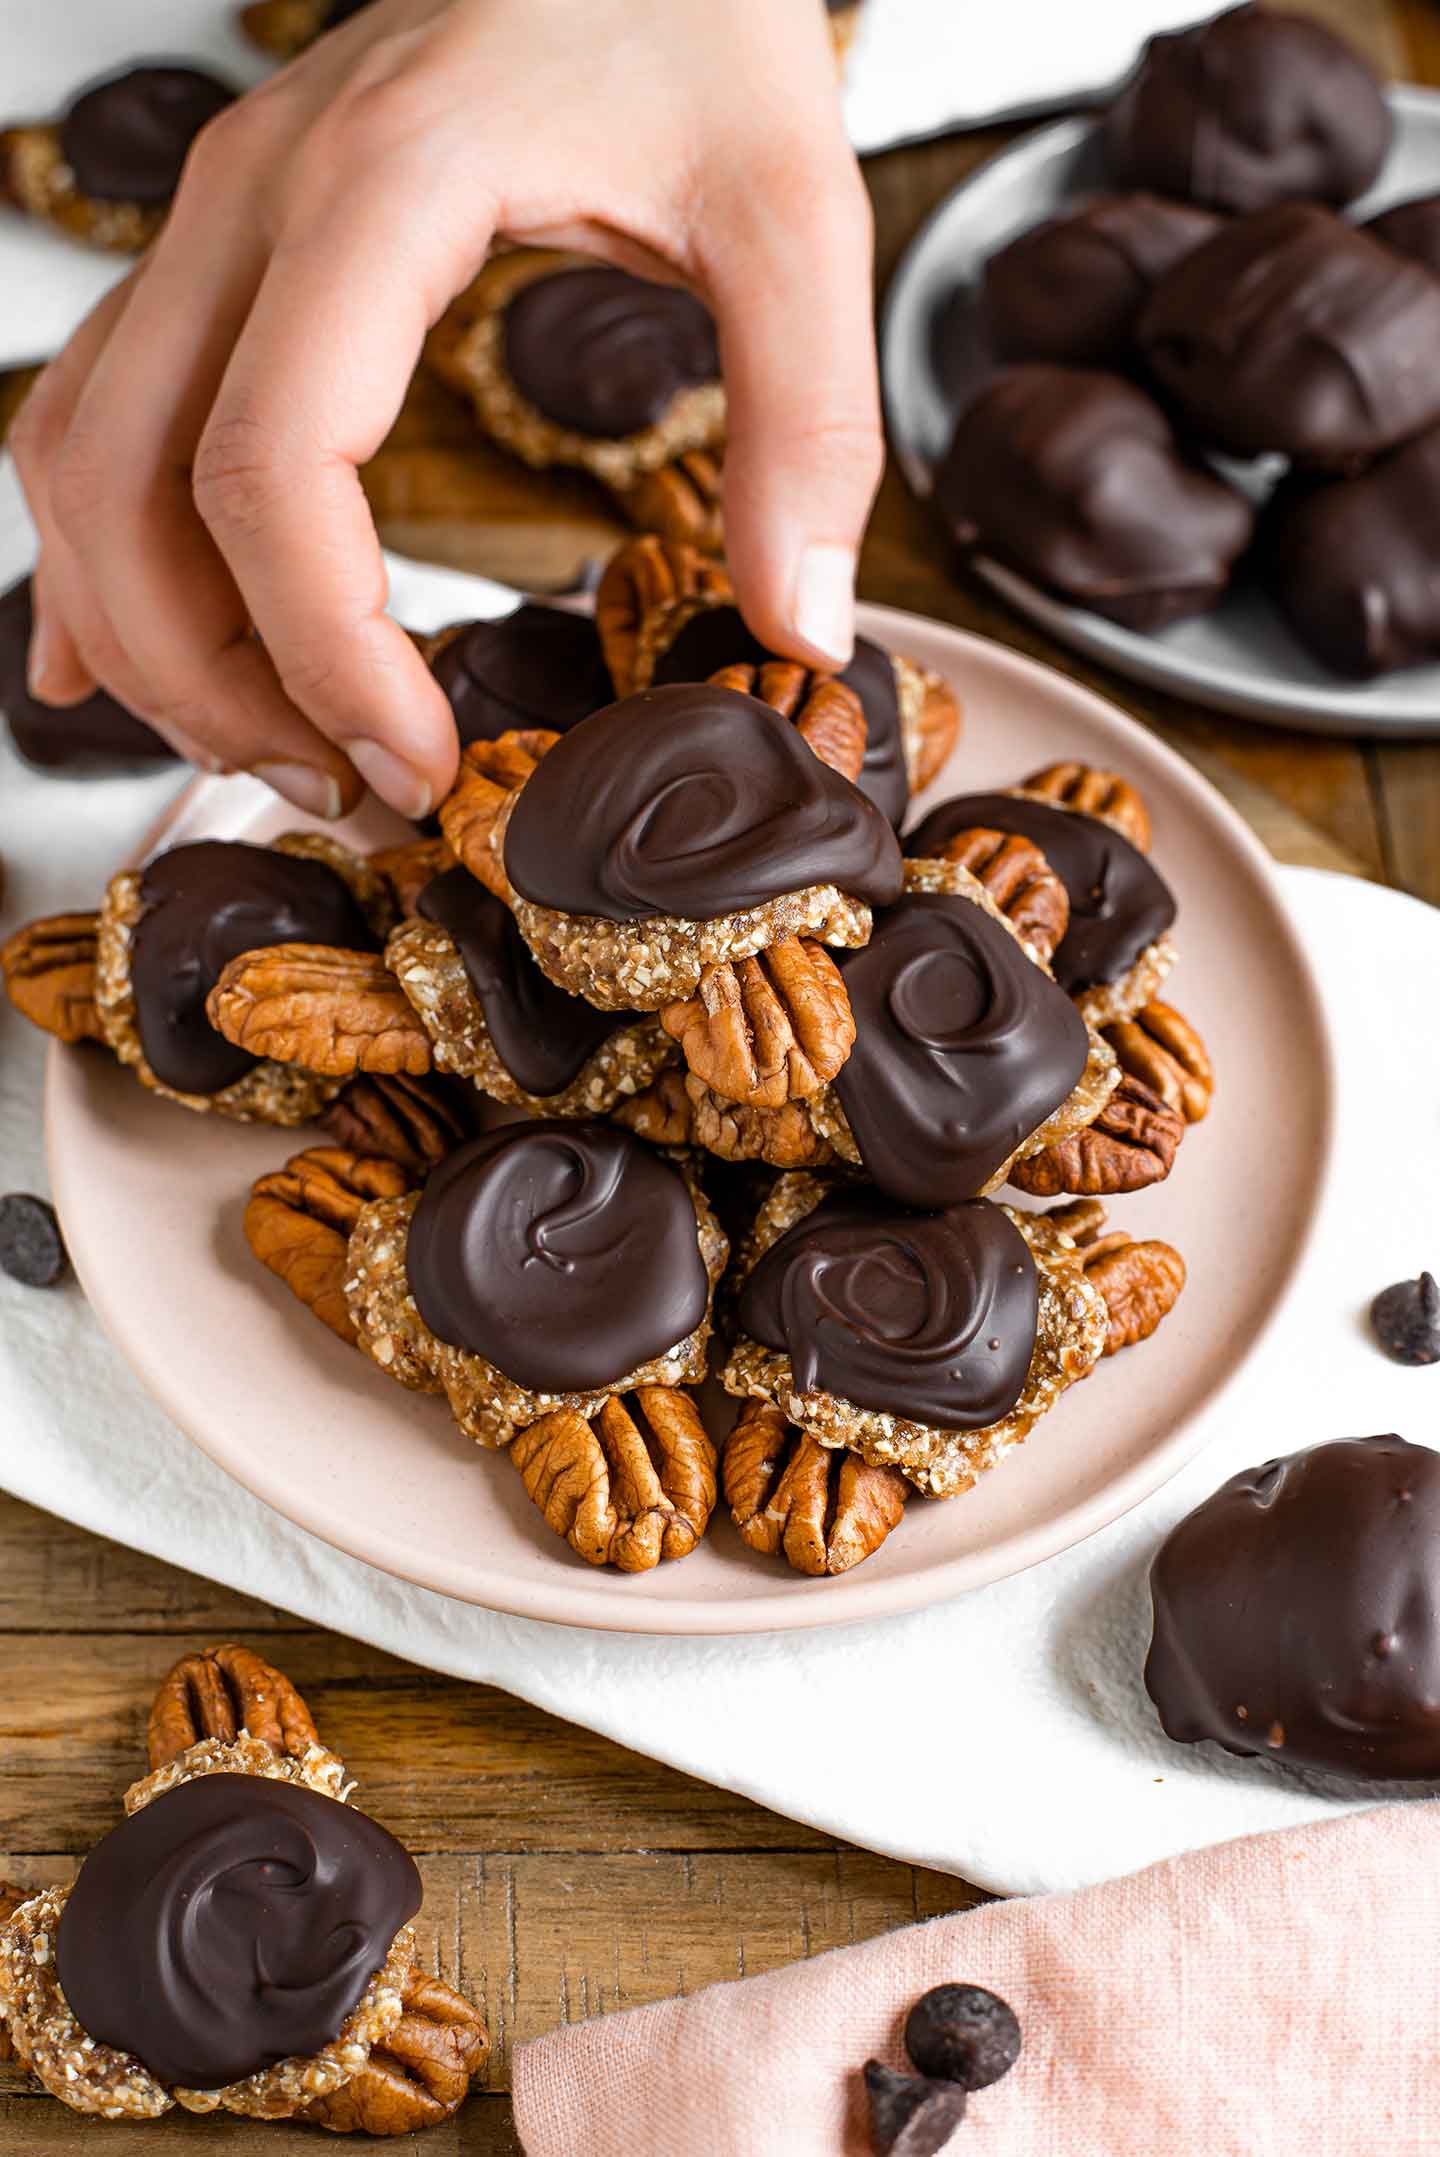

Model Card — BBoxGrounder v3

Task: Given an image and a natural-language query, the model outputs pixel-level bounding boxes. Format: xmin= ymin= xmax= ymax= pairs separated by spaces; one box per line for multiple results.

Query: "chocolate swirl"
xmin=651 ymin=605 xmax=910 ymax=827
xmin=905 ymin=792 xmax=1175 ymax=995
xmin=406 ymin=1121 xmax=708 ymax=1392
xmin=417 ymin=868 xmax=638 ymax=1096
xmin=1 ymin=577 xmax=174 ymax=772
xmin=504 ymin=684 xmax=903 ymax=922
xmin=430 ymin=606 xmax=613 ymax=749
xmin=833 ymin=891 xmax=1089 ymax=1205
xmin=130 ymin=840 xmax=376 ymax=1096
xmin=54 ymin=1774 xmax=421 ymax=2091
xmin=737 ymin=1189 xmax=1038 ymax=1430
xmin=502 ymin=266 xmax=719 ymax=439
xmin=60 ymin=67 xmax=234 ymax=206
xmin=1146 ymin=1436 xmax=1440 ymax=1781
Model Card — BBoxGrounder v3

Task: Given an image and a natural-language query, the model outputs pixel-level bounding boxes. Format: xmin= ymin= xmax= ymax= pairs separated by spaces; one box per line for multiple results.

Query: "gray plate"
xmin=881 ymin=86 xmax=1440 ymax=736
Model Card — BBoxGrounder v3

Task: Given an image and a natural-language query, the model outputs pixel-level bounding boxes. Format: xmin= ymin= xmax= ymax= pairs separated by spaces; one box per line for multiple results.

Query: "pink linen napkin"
xmin=512 ymin=1804 xmax=1440 ymax=2155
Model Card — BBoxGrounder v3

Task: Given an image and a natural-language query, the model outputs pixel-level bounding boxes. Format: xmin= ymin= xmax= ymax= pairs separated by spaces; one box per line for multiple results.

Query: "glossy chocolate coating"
xmin=430 ymin=605 xmax=612 ymax=748
xmin=650 ymin=605 xmax=910 ymax=827
xmin=982 ymin=194 xmax=1221 ymax=366
xmin=1147 ymin=1435 xmax=1440 ymax=1780
xmin=935 ymin=366 xmax=1253 ymax=631
xmin=905 ymin=791 xmax=1176 ymax=995
xmin=503 ymin=684 xmax=903 ymax=922
xmin=738 ymin=1188 xmax=1037 ymax=1430
xmin=1260 ymin=426 xmax=1440 ymax=678
xmin=502 ymin=266 xmax=719 ymax=439
xmin=1367 ymin=192 xmax=1440 ymax=278
xmin=407 ymin=1121 xmax=708 ymax=1391
xmin=1140 ymin=204 xmax=1440 ymax=469
xmin=55 ymin=1774 xmax=420 ymax=2090
xmin=59 ymin=66 xmax=234 ymax=206
xmin=1103 ymin=4 xmax=1391 ymax=214
xmin=417 ymin=867 xmax=637 ymax=1095
xmin=0 ymin=577 xmax=175 ymax=772
xmin=130 ymin=840 xmax=375 ymax=1096
xmin=833 ymin=891 xmax=1089 ymax=1205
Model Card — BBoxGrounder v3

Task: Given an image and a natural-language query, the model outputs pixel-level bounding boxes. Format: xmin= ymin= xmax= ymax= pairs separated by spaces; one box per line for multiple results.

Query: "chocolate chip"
xmin=1370 ymin=1273 xmax=1440 ymax=1366
xmin=904 ymin=1984 xmax=1022 ymax=2092
xmin=863 ymin=2062 xmax=968 ymax=2155
xmin=0 ymin=1194 xmax=68 ymax=1288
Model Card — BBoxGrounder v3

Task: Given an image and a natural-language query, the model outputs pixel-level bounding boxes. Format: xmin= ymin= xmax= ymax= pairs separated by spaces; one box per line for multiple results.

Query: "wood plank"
xmin=1371 ymin=744 xmax=1440 ymax=905
xmin=0 ymin=2091 xmax=522 ymax=2154
xmin=0 ymin=1494 xmax=293 ymax=1636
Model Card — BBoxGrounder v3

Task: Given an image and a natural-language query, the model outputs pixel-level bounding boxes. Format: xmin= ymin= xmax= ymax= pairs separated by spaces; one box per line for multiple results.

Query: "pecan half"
xmin=368 ymin=836 xmax=456 ymax=918
xmin=1 ymin=911 xmax=104 ymax=1043
xmin=317 ymin=1072 xmax=473 ymax=1175
xmin=147 ymin=1644 xmax=320 ymax=1772
xmin=511 ymin=1387 xmax=717 ymax=1571
xmin=905 ymin=665 xmax=962 ymax=792
xmin=660 ymin=937 xmax=854 ymax=1108
xmin=613 ymin=1067 xmax=837 ymax=1168
xmin=724 ymin=1398 xmax=908 ymax=1576
xmin=1022 ymin=762 xmax=1151 ymax=852
xmin=921 ymin=827 xmax=1069 ymax=961
xmin=1080 ymin=1231 xmax=1186 ymax=1355
xmin=594 ymin=535 xmax=732 ymax=694
xmin=1009 ymin=1071 xmax=1183 ymax=1197
xmin=437 ymin=729 xmax=557 ymax=903
xmin=206 ymin=944 xmax=433 ymax=1080
xmin=1103 ymin=1000 xmax=1213 ymax=1123
xmin=706 ymin=660 xmax=867 ymax=784
xmin=610 ymin=447 xmax=725 ymax=554
xmin=246 ymin=1146 xmax=415 ymax=1344
xmin=299 ymin=1969 xmax=488 ymax=2135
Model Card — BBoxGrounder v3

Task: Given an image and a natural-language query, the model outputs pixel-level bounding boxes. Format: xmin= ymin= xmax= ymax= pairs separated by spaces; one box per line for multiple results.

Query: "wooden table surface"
xmin=1 ymin=3 xmax=1436 ymax=2150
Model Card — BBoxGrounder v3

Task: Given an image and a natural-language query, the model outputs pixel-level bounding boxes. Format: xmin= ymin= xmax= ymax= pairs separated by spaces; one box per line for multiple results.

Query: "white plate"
xmin=881 ymin=86 xmax=1440 ymax=736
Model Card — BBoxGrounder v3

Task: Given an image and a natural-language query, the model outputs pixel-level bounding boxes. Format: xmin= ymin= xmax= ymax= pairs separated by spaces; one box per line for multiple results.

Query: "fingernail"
xmin=792 ymin=543 xmax=856 ymax=667
xmin=346 ymin=739 xmax=433 ymax=821
xmin=251 ymin=760 xmax=344 ymax=820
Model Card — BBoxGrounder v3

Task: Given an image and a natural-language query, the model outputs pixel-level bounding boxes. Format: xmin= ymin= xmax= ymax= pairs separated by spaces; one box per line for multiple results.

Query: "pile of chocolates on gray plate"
xmin=936 ymin=2 xmax=1440 ymax=680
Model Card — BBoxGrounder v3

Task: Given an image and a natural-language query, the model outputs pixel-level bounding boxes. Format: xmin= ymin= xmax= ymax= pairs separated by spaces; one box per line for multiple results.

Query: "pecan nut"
xmin=1022 ymin=762 xmax=1152 ymax=852
xmin=299 ymin=1969 xmax=488 ymax=2135
xmin=317 ymin=1072 xmax=473 ymax=1175
xmin=920 ymin=827 xmax=1069 ymax=961
xmin=437 ymin=729 xmax=558 ymax=903
xmin=1008 ymin=1072 xmax=1184 ymax=1197
xmin=147 ymin=1645 xmax=321 ymax=1772
xmin=1 ymin=911 xmax=105 ymax=1043
xmin=246 ymin=1145 xmax=416 ymax=1344
xmin=660 ymin=937 xmax=854 ymax=1108
xmin=510 ymin=1387 xmax=717 ymax=1571
xmin=610 ymin=447 xmax=725 ymax=555
xmin=594 ymin=534 xmax=732 ymax=695
xmin=1103 ymin=1000 xmax=1213 ymax=1123
xmin=613 ymin=1068 xmax=837 ymax=1169
xmin=707 ymin=660 xmax=867 ymax=785
xmin=724 ymin=1398 xmax=908 ymax=1576
xmin=206 ymin=945 xmax=433 ymax=1080
xmin=905 ymin=665 xmax=962 ymax=792
xmin=368 ymin=836 xmax=456 ymax=918
xmin=1082 ymin=1232 xmax=1186 ymax=1355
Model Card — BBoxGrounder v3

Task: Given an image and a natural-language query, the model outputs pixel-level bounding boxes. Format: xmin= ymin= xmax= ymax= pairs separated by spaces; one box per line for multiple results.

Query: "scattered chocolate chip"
xmin=904 ymin=1984 xmax=1022 ymax=2092
xmin=0 ymin=1194 xmax=68 ymax=1288
xmin=863 ymin=2062 xmax=969 ymax=2156
xmin=1370 ymin=1273 xmax=1440 ymax=1366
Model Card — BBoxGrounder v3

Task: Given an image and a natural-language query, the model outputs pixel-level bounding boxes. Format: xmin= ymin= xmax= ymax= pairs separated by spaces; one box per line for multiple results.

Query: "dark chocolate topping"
xmin=934 ymin=366 xmax=1254 ymax=632
xmin=1 ymin=577 xmax=175 ymax=772
xmin=417 ymin=868 xmax=637 ymax=1096
xmin=1368 ymin=192 xmax=1440 ymax=278
xmin=59 ymin=66 xmax=234 ymax=206
xmin=430 ymin=605 xmax=613 ymax=749
xmin=1140 ymin=204 xmax=1440 ymax=470
xmin=502 ymin=266 xmax=719 ymax=440
xmin=130 ymin=840 xmax=376 ymax=1096
xmin=738 ymin=1188 xmax=1037 ymax=1431
xmin=905 ymin=791 xmax=1176 ymax=995
xmin=55 ymin=1774 xmax=421 ymax=2091
xmin=324 ymin=0 xmax=374 ymax=24
xmin=1146 ymin=1435 xmax=1440 ymax=1781
xmin=1261 ymin=425 xmax=1440 ymax=678
xmin=650 ymin=605 xmax=910 ymax=827
xmin=406 ymin=1121 xmax=708 ymax=1392
xmin=981 ymin=193 xmax=1221 ymax=368
xmin=503 ymin=684 xmax=904 ymax=922
xmin=833 ymin=891 xmax=1090 ymax=1205
xmin=1103 ymin=3 xmax=1391 ymax=214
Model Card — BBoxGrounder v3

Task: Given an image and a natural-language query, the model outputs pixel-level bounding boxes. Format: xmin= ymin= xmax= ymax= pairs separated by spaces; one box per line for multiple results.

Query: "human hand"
xmin=13 ymin=0 xmax=880 ymax=821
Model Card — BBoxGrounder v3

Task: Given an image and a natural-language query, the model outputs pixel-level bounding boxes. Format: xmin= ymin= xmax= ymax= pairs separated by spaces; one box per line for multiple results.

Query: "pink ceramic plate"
xmin=45 ymin=605 xmax=1333 ymax=1633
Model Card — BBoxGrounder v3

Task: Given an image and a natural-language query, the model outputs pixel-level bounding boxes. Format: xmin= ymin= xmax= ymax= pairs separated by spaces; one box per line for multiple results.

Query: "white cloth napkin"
xmin=0 ymin=0 xmax=1213 ymax=367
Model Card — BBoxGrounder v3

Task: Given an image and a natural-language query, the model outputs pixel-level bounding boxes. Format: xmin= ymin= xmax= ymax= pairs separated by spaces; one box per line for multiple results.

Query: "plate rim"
xmin=45 ymin=604 xmax=1337 ymax=1634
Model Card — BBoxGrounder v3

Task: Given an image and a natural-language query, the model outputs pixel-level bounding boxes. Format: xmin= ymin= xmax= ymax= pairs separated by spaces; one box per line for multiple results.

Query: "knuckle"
xmin=192 ymin=409 xmax=287 ymax=539
xmin=276 ymin=646 xmax=343 ymax=710
xmin=49 ymin=425 xmax=113 ymax=542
